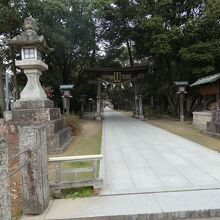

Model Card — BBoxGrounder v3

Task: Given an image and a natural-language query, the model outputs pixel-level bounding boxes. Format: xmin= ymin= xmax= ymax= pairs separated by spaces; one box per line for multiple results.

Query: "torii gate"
xmin=83 ymin=66 xmax=148 ymax=120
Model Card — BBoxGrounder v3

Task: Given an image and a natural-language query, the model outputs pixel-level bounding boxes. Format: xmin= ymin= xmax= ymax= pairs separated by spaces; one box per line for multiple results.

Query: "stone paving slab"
xmin=100 ymin=110 xmax=220 ymax=195
xmin=22 ymin=189 xmax=220 ymax=219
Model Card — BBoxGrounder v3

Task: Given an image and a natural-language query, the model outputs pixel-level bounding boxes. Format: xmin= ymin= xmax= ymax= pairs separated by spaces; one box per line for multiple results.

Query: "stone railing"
xmin=49 ymin=154 xmax=103 ymax=196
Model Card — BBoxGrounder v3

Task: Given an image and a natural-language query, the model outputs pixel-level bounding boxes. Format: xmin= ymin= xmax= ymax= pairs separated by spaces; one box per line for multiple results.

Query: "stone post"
xmin=134 ymin=79 xmax=139 ymax=118
xmin=19 ymin=125 xmax=49 ymax=215
xmin=216 ymin=79 xmax=220 ymax=110
xmin=180 ymin=93 xmax=184 ymax=122
xmin=62 ymin=96 xmax=70 ymax=115
xmin=138 ymin=95 xmax=144 ymax=120
xmin=96 ymin=81 xmax=101 ymax=120
xmin=0 ymin=137 xmax=11 ymax=220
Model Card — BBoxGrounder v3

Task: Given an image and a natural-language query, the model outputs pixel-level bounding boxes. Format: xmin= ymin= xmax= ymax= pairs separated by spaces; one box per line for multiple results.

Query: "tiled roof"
xmin=190 ymin=73 xmax=220 ymax=87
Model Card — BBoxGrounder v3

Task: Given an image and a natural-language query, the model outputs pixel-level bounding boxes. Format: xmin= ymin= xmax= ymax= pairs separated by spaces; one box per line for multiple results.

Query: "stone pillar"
xmin=138 ymin=95 xmax=144 ymax=120
xmin=81 ymin=102 xmax=84 ymax=118
xmin=19 ymin=125 xmax=49 ymax=215
xmin=62 ymin=97 xmax=70 ymax=115
xmin=180 ymin=93 xmax=184 ymax=122
xmin=216 ymin=79 xmax=220 ymax=110
xmin=0 ymin=137 xmax=11 ymax=220
xmin=133 ymin=79 xmax=139 ymax=118
xmin=96 ymin=81 xmax=101 ymax=120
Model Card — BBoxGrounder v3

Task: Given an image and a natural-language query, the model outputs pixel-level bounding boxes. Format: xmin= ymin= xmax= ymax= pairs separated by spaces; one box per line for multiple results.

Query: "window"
xmin=23 ymin=48 xmax=35 ymax=59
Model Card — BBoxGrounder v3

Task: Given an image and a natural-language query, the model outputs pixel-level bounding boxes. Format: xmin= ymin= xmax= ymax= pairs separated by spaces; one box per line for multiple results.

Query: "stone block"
xmin=11 ymin=99 xmax=54 ymax=110
xmin=48 ymin=127 xmax=72 ymax=153
xmin=19 ymin=126 xmax=49 ymax=215
xmin=12 ymin=108 xmax=61 ymax=125
xmin=193 ymin=111 xmax=212 ymax=131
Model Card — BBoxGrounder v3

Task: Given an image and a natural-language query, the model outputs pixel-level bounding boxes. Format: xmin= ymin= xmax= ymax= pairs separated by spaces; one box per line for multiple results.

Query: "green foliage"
xmin=61 ymin=187 xmax=93 ymax=199
xmin=64 ymin=114 xmax=81 ymax=135
xmin=1 ymin=0 xmax=220 ymax=116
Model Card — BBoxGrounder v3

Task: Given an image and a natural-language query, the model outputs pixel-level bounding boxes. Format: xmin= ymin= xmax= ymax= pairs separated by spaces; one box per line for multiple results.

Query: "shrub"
xmin=64 ymin=114 xmax=81 ymax=135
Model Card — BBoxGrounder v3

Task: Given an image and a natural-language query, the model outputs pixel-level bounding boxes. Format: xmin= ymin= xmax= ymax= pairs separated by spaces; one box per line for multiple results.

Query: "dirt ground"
xmin=146 ymin=117 xmax=220 ymax=152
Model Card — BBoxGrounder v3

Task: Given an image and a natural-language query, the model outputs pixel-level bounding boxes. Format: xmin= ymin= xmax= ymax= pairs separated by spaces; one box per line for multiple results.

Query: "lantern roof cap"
xmin=174 ymin=81 xmax=188 ymax=86
xmin=190 ymin=73 xmax=220 ymax=87
xmin=60 ymin=84 xmax=74 ymax=90
xmin=7 ymin=17 xmax=54 ymax=53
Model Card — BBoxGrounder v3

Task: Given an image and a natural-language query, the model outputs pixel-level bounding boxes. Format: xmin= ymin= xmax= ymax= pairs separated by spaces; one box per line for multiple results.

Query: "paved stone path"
xmin=23 ymin=110 xmax=220 ymax=220
xmin=101 ymin=110 xmax=220 ymax=195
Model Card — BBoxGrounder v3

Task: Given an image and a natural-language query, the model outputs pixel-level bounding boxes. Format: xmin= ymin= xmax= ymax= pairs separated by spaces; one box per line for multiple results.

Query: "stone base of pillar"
xmin=134 ymin=113 xmax=139 ymax=118
xmin=180 ymin=115 xmax=184 ymax=123
xmin=139 ymin=115 xmax=144 ymax=120
xmin=10 ymin=108 xmax=72 ymax=153
xmin=96 ymin=115 xmax=102 ymax=120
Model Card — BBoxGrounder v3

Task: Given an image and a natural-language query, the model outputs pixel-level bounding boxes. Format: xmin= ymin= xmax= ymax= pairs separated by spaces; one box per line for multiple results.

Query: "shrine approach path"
xmin=100 ymin=110 xmax=220 ymax=195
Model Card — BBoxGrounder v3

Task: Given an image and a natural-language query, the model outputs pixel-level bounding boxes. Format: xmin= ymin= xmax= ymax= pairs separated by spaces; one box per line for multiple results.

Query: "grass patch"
xmin=61 ymin=187 xmax=93 ymax=199
xmin=64 ymin=114 xmax=81 ymax=135
xmin=49 ymin=120 xmax=102 ymax=198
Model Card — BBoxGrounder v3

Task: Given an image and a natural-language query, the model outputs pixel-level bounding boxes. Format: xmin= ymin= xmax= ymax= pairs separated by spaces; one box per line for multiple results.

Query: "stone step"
xmin=22 ymin=189 xmax=220 ymax=220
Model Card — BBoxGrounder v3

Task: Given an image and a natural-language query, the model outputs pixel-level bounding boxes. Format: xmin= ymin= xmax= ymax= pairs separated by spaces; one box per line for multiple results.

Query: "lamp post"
xmin=60 ymin=84 xmax=74 ymax=115
xmin=174 ymin=81 xmax=188 ymax=122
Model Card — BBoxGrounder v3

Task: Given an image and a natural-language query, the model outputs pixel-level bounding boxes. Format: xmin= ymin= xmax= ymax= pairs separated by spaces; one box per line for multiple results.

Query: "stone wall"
xmin=193 ymin=111 xmax=212 ymax=131
xmin=0 ymin=137 xmax=11 ymax=220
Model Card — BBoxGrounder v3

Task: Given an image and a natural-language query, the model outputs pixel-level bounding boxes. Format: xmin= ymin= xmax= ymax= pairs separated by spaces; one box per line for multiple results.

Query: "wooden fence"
xmin=49 ymin=154 xmax=103 ymax=196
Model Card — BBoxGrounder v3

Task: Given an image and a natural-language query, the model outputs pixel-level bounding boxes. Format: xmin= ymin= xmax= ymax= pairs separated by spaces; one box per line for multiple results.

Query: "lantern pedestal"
xmin=12 ymin=60 xmax=54 ymax=110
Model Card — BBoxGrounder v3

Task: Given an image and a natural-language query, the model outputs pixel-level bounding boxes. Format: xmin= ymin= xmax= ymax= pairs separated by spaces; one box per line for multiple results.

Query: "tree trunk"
xmin=0 ymin=64 xmax=6 ymax=116
xmin=126 ymin=39 xmax=133 ymax=67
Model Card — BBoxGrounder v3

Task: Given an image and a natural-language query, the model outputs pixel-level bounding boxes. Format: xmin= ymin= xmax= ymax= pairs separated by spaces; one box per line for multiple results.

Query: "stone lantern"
xmin=79 ymin=94 xmax=87 ymax=118
xmin=60 ymin=84 xmax=74 ymax=115
xmin=8 ymin=16 xmax=54 ymax=109
xmin=174 ymin=81 xmax=188 ymax=122
xmin=7 ymin=17 xmax=72 ymax=154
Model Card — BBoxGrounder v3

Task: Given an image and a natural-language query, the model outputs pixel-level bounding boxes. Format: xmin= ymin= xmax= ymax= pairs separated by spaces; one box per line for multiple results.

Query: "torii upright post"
xmin=134 ymin=79 xmax=139 ymax=118
xmin=138 ymin=95 xmax=144 ymax=120
xmin=96 ymin=80 xmax=101 ymax=120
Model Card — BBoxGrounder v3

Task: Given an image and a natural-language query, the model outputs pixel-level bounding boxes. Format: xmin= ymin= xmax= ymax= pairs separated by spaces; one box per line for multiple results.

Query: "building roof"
xmin=190 ymin=73 xmax=220 ymax=87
